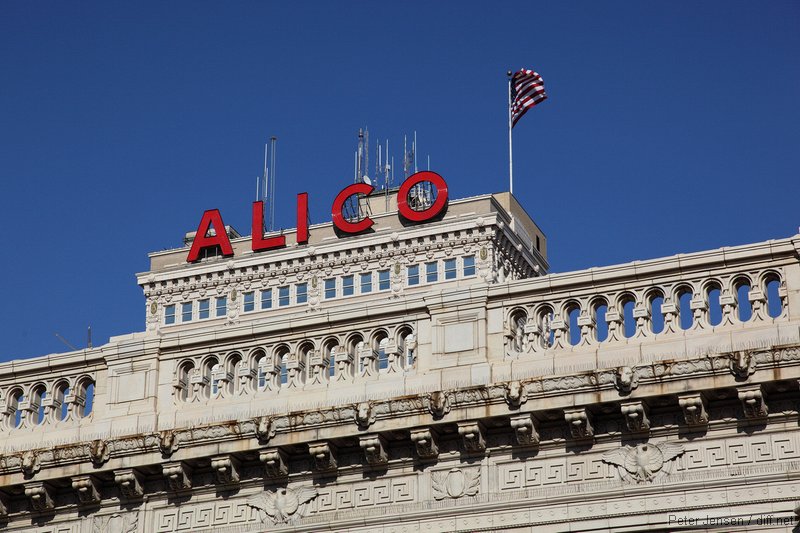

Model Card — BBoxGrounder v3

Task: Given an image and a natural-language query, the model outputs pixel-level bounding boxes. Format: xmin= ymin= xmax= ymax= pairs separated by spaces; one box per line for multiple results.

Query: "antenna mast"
xmin=268 ymin=136 xmax=277 ymax=231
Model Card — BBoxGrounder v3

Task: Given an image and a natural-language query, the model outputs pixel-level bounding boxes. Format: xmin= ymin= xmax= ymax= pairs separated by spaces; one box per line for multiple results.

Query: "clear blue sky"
xmin=1 ymin=1 xmax=798 ymax=361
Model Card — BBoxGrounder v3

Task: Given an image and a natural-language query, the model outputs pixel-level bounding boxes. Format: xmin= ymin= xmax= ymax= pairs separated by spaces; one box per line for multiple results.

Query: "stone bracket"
xmin=260 ymin=448 xmax=289 ymax=478
xmin=308 ymin=441 xmax=337 ymax=472
xmin=621 ymin=400 xmax=650 ymax=433
xmin=163 ymin=461 xmax=193 ymax=491
xmin=738 ymin=384 xmax=768 ymax=419
xmin=410 ymin=428 xmax=439 ymax=460
xmin=457 ymin=421 xmax=486 ymax=452
xmin=359 ymin=434 xmax=389 ymax=466
xmin=509 ymin=413 xmax=540 ymax=445
xmin=564 ymin=407 xmax=594 ymax=439
xmin=25 ymin=482 xmax=55 ymax=512
xmin=211 ymin=455 xmax=241 ymax=485
xmin=71 ymin=474 xmax=101 ymax=505
xmin=115 ymin=468 xmax=145 ymax=499
xmin=678 ymin=392 xmax=708 ymax=427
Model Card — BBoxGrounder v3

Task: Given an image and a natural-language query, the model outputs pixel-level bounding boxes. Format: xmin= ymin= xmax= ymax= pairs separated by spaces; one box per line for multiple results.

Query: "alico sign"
xmin=186 ymin=171 xmax=449 ymax=263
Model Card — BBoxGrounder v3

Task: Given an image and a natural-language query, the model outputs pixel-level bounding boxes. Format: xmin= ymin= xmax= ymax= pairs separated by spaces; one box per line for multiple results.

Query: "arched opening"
xmin=275 ymin=347 xmax=290 ymax=387
xmin=620 ymin=295 xmax=636 ymax=338
xmin=735 ymin=278 xmax=753 ymax=322
xmin=677 ymin=287 xmax=694 ymax=330
xmin=765 ymin=275 xmax=782 ymax=318
xmin=566 ymin=304 xmax=581 ymax=346
xmin=648 ymin=292 xmax=664 ymax=334
xmin=8 ymin=389 xmax=23 ymax=428
xmin=508 ymin=309 xmax=528 ymax=351
xmin=31 ymin=385 xmax=46 ymax=425
xmin=593 ymin=300 xmax=609 ymax=342
xmin=397 ymin=326 xmax=416 ymax=368
xmin=176 ymin=361 xmax=193 ymax=402
xmin=536 ymin=306 xmax=555 ymax=348
xmin=706 ymin=282 xmax=722 ymax=326
xmin=53 ymin=381 xmax=69 ymax=421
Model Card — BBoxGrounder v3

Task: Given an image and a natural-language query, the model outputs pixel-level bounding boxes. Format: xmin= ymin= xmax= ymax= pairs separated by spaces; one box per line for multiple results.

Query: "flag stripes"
xmin=510 ymin=69 xmax=547 ymax=127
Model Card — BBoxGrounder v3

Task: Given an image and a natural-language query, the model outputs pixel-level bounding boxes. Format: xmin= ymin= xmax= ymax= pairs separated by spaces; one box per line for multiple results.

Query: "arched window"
xmin=8 ymin=389 xmax=23 ymax=428
xmin=257 ymin=356 xmax=268 ymax=389
xmin=735 ymin=279 xmax=753 ymax=322
xmin=592 ymin=299 xmax=609 ymax=342
xmin=378 ymin=338 xmax=389 ymax=371
xmin=566 ymin=305 xmax=581 ymax=346
xmin=31 ymin=385 xmax=46 ymax=425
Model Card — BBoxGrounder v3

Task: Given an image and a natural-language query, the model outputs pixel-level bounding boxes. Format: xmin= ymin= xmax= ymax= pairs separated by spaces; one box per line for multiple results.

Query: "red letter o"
xmin=397 ymin=171 xmax=449 ymax=223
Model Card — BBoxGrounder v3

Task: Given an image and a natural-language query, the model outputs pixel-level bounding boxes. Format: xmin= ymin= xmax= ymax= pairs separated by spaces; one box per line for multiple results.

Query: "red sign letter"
xmin=332 ymin=183 xmax=374 ymax=234
xmin=252 ymin=201 xmax=286 ymax=252
xmin=296 ymin=192 xmax=309 ymax=244
xmin=397 ymin=171 xmax=449 ymax=222
xmin=187 ymin=209 xmax=234 ymax=262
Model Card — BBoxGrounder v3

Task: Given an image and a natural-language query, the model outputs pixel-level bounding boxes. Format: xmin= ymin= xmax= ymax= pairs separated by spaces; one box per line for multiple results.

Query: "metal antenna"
xmin=427 ymin=155 xmax=430 ymax=170
xmin=54 ymin=333 xmax=77 ymax=351
xmin=413 ymin=131 xmax=418 ymax=173
xmin=268 ymin=136 xmax=277 ymax=231
xmin=87 ymin=326 xmax=92 ymax=349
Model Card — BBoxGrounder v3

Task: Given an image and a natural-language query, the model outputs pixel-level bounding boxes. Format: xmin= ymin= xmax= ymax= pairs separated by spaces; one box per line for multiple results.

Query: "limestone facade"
xmin=0 ymin=190 xmax=798 ymax=532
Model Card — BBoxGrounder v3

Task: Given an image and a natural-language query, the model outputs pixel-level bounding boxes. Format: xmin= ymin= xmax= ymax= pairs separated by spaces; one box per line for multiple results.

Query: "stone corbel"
xmin=162 ymin=462 xmax=192 ymax=491
xmin=564 ymin=407 xmax=594 ymax=439
xmin=260 ymin=448 xmax=289 ymax=478
xmin=410 ymin=428 xmax=439 ymax=460
xmin=620 ymin=400 xmax=650 ymax=433
xmin=457 ymin=421 xmax=486 ymax=453
xmin=211 ymin=455 xmax=241 ymax=485
xmin=738 ymin=384 xmax=768 ymax=419
xmin=359 ymin=434 xmax=389 ymax=466
xmin=114 ymin=468 xmax=144 ymax=499
xmin=72 ymin=475 xmax=101 ymax=505
xmin=509 ymin=413 xmax=539 ymax=446
xmin=25 ymin=482 xmax=55 ymax=512
xmin=678 ymin=392 xmax=708 ymax=427
xmin=358 ymin=344 xmax=378 ymax=378
xmin=308 ymin=442 xmax=337 ymax=472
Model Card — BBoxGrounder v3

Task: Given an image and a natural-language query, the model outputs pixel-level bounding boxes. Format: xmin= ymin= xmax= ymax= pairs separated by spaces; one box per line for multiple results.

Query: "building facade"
xmin=0 ymin=184 xmax=798 ymax=532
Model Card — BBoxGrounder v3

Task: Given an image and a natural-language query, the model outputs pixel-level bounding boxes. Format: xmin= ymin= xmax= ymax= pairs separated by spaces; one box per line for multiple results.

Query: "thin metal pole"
xmin=507 ymin=71 xmax=514 ymax=195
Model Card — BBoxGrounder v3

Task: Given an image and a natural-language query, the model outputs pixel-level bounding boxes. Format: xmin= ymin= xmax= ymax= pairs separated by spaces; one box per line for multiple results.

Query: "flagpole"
xmin=507 ymin=70 xmax=513 ymax=195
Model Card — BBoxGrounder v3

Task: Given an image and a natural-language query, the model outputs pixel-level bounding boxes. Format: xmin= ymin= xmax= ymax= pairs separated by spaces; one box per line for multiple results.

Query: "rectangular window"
xmin=426 ymin=262 xmax=438 ymax=283
xmin=278 ymin=286 xmax=290 ymax=307
xmin=407 ymin=264 xmax=420 ymax=286
xmin=343 ymin=275 xmax=354 ymax=296
xmin=261 ymin=289 xmax=272 ymax=310
xmin=181 ymin=302 xmax=192 ymax=322
xmin=444 ymin=258 xmax=457 ymax=280
xmin=243 ymin=291 xmax=255 ymax=312
xmin=360 ymin=272 xmax=372 ymax=293
xmin=165 ymin=304 xmax=176 ymax=325
xmin=378 ymin=270 xmax=390 ymax=291
xmin=296 ymin=283 xmax=308 ymax=304
xmin=463 ymin=255 xmax=476 ymax=277
xmin=198 ymin=299 xmax=210 ymax=319
xmin=215 ymin=297 xmax=227 ymax=317
xmin=325 ymin=278 xmax=336 ymax=299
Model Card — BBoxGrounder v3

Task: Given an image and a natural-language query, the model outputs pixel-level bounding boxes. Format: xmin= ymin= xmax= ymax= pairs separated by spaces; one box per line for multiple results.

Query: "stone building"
xmin=0 ymin=181 xmax=798 ymax=532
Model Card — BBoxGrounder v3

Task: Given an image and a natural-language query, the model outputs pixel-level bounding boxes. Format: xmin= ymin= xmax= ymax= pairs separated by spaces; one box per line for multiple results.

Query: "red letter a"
xmin=186 ymin=209 xmax=234 ymax=262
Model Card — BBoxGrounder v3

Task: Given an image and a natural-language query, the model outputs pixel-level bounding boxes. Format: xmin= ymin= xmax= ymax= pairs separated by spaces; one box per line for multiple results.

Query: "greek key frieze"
xmin=313 ymin=476 xmax=415 ymax=514
xmin=154 ymin=501 xmax=252 ymax=532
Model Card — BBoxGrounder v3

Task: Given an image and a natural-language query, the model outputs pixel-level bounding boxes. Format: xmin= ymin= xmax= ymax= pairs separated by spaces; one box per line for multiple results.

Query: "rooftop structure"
xmin=0 ymin=178 xmax=797 ymax=532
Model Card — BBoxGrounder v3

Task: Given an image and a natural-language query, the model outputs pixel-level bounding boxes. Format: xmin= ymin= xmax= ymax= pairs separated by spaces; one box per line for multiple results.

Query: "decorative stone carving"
xmin=308 ymin=442 xmax=337 ymax=472
xmin=614 ymin=366 xmax=638 ymax=393
xmin=72 ymin=474 xmax=101 ymax=504
xmin=254 ymin=416 xmax=276 ymax=442
xmin=504 ymin=380 xmax=527 ymax=407
xmin=602 ymin=442 xmax=685 ymax=483
xmin=359 ymin=434 xmax=388 ymax=465
xmin=431 ymin=468 xmax=480 ymax=500
xmin=21 ymin=450 xmax=40 ymax=477
xmin=678 ymin=393 xmax=708 ymax=427
xmin=730 ymin=350 xmax=756 ymax=379
xmin=260 ymin=448 xmax=289 ymax=478
xmin=509 ymin=413 xmax=539 ymax=445
xmin=163 ymin=461 xmax=192 ymax=491
xmin=424 ymin=390 xmax=452 ymax=418
xmin=246 ymin=487 xmax=318 ymax=525
xmin=91 ymin=512 xmax=139 ymax=533
xmin=25 ymin=482 xmax=55 ymax=511
xmin=114 ymin=468 xmax=144 ymax=499
xmin=355 ymin=401 xmax=376 ymax=428
xmin=89 ymin=439 xmax=110 ymax=466
xmin=564 ymin=407 xmax=594 ymax=439
xmin=159 ymin=429 xmax=179 ymax=456
xmin=738 ymin=384 xmax=768 ymax=419
xmin=457 ymin=421 xmax=486 ymax=452
xmin=211 ymin=455 xmax=241 ymax=485
xmin=621 ymin=400 xmax=650 ymax=433
xmin=410 ymin=428 xmax=439 ymax=460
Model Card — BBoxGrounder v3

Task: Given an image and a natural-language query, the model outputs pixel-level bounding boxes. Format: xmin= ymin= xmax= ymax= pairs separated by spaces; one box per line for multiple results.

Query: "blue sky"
xmin=1 ymin=1 xmax=798 ymax=360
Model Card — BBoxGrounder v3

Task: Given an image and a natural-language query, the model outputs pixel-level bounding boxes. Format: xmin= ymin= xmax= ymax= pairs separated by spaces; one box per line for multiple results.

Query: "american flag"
xmin=510 ymin=69 xmax=547 ymax=127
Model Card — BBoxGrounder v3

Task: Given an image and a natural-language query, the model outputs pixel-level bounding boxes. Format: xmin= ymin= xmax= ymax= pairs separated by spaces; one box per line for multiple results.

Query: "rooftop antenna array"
xmin=345 ymin=128 xmax=372 ymax=223
xmin=255 ymin=137 xmax=278 ymax=231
